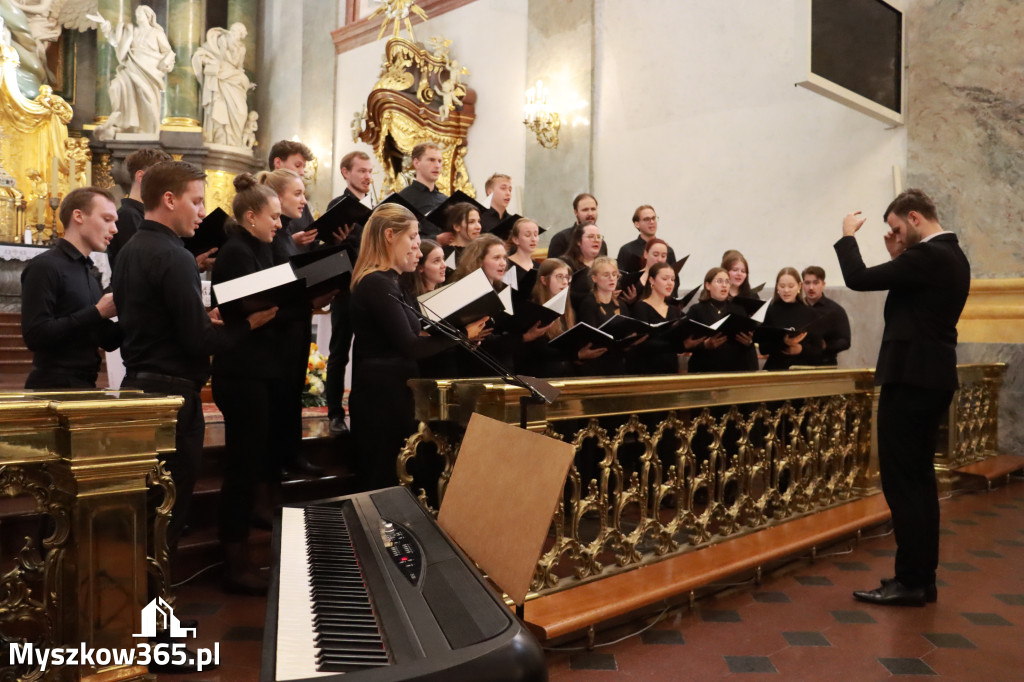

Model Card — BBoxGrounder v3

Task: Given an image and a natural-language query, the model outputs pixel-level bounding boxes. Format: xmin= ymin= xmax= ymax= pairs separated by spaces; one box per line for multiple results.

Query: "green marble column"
xmin=227 ymin=0 xmax=258 ymax=112
xmin=94 ymin=0 xmax=135 ymax=121
xmin=162 ymin=0 xmax=204 ymax=127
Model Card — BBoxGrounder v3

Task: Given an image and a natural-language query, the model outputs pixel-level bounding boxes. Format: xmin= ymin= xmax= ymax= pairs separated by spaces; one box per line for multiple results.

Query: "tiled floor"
xmin=159 ymin=478 xmax=1024 ymax=681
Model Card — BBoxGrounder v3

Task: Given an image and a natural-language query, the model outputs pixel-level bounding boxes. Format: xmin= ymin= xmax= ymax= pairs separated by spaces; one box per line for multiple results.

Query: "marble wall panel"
xmin=906 ymin=0 xmax=1024 ymax=278
xmin=525 ymin=0 xmax=594 ymax=238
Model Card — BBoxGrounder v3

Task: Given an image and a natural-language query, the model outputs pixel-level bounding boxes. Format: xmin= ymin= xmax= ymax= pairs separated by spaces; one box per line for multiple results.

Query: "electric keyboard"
xmin=261 ymin=486 xmax=546 ymax=681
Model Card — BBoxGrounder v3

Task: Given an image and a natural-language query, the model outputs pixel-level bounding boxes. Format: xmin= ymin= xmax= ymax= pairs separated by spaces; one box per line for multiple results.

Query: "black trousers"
xmin=121 ymin=376 xmax=205 ymax=554
xmin=876 ymin=383 xmax=954 ymax=589
xmin=212 ymin=375 xmax=291 ymax=543
xmin=350 ymin=363 xmax=415 ymax=491
xmin=325 ymin=299 xmax=353 ymax=421
xmin=25 ymin=367 xmax=97 ymax=389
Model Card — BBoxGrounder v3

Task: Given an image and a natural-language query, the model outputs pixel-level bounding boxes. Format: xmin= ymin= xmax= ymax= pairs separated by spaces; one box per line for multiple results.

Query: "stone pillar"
xmin=228 ymin=0 xmax=259 ymax=112
xmin=525 ymin=0 xmax=594 ymax=243
xmin=94 ymin=0 xmax=135 ymax=122
xmin=162 ymin=0 xmax=204 ymax=127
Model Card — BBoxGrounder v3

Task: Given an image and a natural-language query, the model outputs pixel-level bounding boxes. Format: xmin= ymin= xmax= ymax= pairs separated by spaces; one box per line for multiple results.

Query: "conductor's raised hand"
xmin=842 ymin=211 xmax=866 ymax=237
xmin=464 ymin=316 xmax=489 ymax=340
xmin=246 ymin=306 xmax=278 ymax=330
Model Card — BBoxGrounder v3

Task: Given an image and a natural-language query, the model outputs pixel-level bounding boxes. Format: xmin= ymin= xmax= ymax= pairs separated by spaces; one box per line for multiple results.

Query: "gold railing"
xmin=937 ymin=363 xmax=1005 ymax=470
xmin=404 ymin=363 xmax=1008 ymax=597
xmin=404 ymin=369 xmax=877 ymax=595
xmin=1 ymin=390 xmax=182 ymax=681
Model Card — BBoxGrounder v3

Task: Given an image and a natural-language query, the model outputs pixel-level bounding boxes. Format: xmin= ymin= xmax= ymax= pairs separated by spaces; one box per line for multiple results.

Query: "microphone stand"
xmin=391 ymin=292 xmax=560 ymax=622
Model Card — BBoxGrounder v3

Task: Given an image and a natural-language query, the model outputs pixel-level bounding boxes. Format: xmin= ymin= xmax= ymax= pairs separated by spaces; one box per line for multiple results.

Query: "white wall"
xmin=592 ymin=0 xmax=907 ymax=288
xmin=331 ymin=0 xmax=528 ymax=207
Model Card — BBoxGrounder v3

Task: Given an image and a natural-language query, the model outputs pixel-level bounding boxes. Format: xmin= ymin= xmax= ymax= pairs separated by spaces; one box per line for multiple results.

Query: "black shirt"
xmin=20 ymin=239 xmax=122 ymax=374
xmin=112 ymin=220 xmax=250 ymax=384
xmin=808 ymin=295 xmax=851 ymax=366
xmin=398 ymin=180 xmax=447 ymax=235
xmin=350 ymin=270 xmax=454 ymax=376
xmin=762 ymin=299 xmax=824 ymax=371
xmin=108 ymin=197 xmax=144 ymax=269
xmin=616 ymin=236 xmax=677 ymax=275
xmin=547 ymin=224 xmax=608 ymax=260
xmin=210 ymin=230 xmax=292 ymax=380
xmin=577 ymin=294 xmax=630 ymax=328
xmin=479 ymin=206 xmax=506 ymax=233
xmin=686 ymin=298 xmax=758 ymax=373
xmin=627 ymin=300 xmax=682 ymax=375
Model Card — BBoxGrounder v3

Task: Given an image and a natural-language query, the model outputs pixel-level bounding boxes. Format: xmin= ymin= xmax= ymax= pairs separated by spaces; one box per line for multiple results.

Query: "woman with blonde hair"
xmin=505 ymin=217 xmax=541 ymax=294
xmin=210 ymin=173 xmax=286 ymax=594
xmin=256 ymin=166 xmax=324 ymax=478
xmin=350 ymin=204 xmax=487 ymax=488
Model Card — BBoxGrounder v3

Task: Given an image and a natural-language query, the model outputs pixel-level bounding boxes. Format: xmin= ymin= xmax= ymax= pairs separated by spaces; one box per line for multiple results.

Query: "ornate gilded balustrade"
xmin=0 ymin=390 xmax=181 ymax=681
xmin=937 ymin=363 xmax=1005 ymax=470
xmin=404 ymin=369 xmax=877 ymax=596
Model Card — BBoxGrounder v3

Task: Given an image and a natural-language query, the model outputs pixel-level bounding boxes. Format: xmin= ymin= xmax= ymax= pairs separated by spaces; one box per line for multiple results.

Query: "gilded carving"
xmin=205 ymin=169 xmax=237 ymax=216
xmin=358 ymin=33 xmax=476 ymax=197
xmin=146 ymin=460 xmax=176 ymax=608
xmin=92 ymin=152 xmax=114 ymax=189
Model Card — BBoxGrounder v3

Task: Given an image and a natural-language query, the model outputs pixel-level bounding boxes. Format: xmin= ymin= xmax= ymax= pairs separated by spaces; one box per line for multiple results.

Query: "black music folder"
xmin=213 ymin=264 xmax=305 ymax=320
xmin=182 ymin=207 xmax=228 ymax=256
xmin=618 ymin=269 xmax=644 ymax=293
xmin=502 ymin=287 xmax=568 ymax=332
xmin=673 ymin=284 xmax=702 ymax=308
xmin=418 ymin=268 xmax=506 ymax=329
xmin=753 ymin=308 xmax=833 ymax=352
xmin=427 ymin=190 xmax=486 ymax=226
xmin=308 ymin=195 xmax=372 ymax=243
xmin=549 ymin=322 xmax=615 ymax=355
xmin=731 ymin=296 xmax=769 ymax=317
xmin=598 ymin=314 xmax=654 ymax=341
xmin=379 ymin=192 xmax=441 ymax=235
xmin=485 ymin=213 xmax=522 ymax=241
xmin=289 ymin=246 xmax=352 ymax=298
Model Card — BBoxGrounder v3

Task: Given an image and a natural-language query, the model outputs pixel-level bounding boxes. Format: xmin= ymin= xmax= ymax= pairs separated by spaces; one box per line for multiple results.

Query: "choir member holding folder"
xmin=576 ymin=256 xmax=632 ymax=375
xmin=685 ymin=267 xmax=758 ymax=373
xmin=627 ymin=261 xmax=682 ymax=375
xmin=409 ymin=240 xmax=461 ymax=379
xmin=209 ymin=174 xmax=297 ymax=594
xmin=760 ymin=267 xmax=824 ymax=371
xmin=563 ymin=222 xmax=604 ymax=313
xmin=722 ymin=249 xmax=759 ymax=300
xmin=503 ymin=218 xmax=541 ymax=295
xmin=259 ymin=167 xmax=330 ymax=477
xmin=441 ymin=202 xmax=482 ymax=271
xmin=517 ymin=259 xmax=607 ymax=377
xmin=350 ymin=204 xmax=487 ymax=489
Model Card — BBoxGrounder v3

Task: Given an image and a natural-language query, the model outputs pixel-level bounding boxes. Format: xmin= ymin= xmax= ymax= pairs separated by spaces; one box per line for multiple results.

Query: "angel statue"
xmin=192 ymin=22 xmax=255 ymax=147
xmin=87 ymin=6 xmax=174 ymax=137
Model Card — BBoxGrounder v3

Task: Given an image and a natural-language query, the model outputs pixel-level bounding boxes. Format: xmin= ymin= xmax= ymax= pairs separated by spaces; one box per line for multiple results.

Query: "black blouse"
xmin=627 ymin=299 xmax=682 ymax=375
xmin=685 ymin=299 xmax=758 ymax=373
xmin=762 ymin=300 xmax=824 ymax=371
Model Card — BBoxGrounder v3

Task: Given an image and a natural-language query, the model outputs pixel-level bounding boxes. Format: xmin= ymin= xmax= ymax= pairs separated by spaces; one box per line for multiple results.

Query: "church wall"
xmin=330 ymin=0 xmax=529 ymax=208
xmin=590 ymin=0 xmax=907 ymax=288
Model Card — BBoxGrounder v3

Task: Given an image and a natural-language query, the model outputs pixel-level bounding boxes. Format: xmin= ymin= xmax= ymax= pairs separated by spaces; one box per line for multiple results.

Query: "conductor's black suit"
xmin=835 ymin=232 xmax=970 ymax=590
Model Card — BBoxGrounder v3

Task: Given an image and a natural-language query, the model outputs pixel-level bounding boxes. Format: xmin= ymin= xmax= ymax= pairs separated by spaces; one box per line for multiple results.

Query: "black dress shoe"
xmin=329 ymin=416 xmax=349 ymax=435
xmin=291 ymin=456 xmax=324 ymax=477
xmin=882 ymin=577 xmax=937 ymax=603
xmin=853 ymin=580 xmax=927 ymax=607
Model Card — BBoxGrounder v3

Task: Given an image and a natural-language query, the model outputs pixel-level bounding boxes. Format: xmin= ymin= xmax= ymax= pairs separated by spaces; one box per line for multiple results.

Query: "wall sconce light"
xmin=523 ymin=79 xmax=561 ymax=149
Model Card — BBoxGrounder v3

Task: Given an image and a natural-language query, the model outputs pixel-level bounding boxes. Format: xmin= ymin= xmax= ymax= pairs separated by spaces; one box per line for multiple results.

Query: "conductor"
xmin=835 ymin=189 xmax=970 ymax=607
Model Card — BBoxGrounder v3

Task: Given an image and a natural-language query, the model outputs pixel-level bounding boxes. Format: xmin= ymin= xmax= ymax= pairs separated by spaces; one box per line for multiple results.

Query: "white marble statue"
xmin=5 ymin=0 xmax=100 ymax=83
xmin=240 ymin=110 xmax=258 ymax=149
xmin=191 ymin=22 xmax=255 ymax=147
xmin=88 ymin=6 xmax=173 ymax=137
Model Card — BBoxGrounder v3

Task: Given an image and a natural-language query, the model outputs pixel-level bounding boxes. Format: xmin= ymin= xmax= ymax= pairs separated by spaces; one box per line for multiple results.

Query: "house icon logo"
xmin=134 ymin=597 xmax=196 ymax=639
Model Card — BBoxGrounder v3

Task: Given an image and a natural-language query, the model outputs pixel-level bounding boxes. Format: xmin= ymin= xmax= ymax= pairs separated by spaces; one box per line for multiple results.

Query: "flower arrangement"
xmin=302 ymin=342 xmax=328 ymax=407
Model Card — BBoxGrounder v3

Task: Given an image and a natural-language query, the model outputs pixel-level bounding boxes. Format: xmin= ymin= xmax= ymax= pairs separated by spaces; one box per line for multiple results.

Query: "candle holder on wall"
xmin=523 ymin=80 xmax=561 ymax=150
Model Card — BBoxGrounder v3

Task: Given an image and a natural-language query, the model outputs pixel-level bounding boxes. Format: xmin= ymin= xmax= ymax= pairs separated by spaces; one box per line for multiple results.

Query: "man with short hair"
xmin=397 ymin=142 xmax=447 ymax=233
xmin=480 ymin=172 xmax=512 ymax=233
xmin=616 ymin=204 xmax=677 ymax=273
xmin=21 ymin=187 xmax=122 ymax=389
xmin=547 ymin=193 xmax=607 ymax=259
xmin=323 ymin=150 xmax=374 ymax=435
xmin=108 ymin=147 xmax=172 ymax=268
xmin=837 ymin=189 xmax=970 ymax=607
xmin=113 ymin=160 xmax=277 ymax=553
xmin=801 ymin=265 xmax=851 ymax=366
xmin=269 ymin=139 xmax=317 ymax=252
